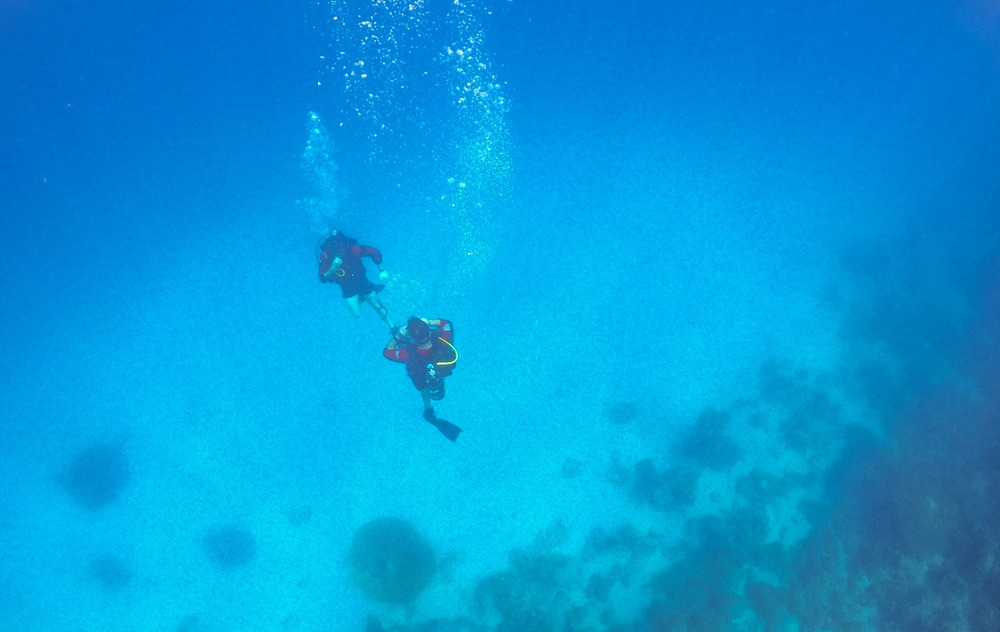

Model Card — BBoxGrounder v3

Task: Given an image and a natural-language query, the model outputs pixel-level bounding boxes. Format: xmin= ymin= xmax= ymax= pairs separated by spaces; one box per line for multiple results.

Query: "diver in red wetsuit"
xmin=384 ymin=317 xmax=462 ymax=442
xmin=317 ymin=230 xmax=393 ymax=329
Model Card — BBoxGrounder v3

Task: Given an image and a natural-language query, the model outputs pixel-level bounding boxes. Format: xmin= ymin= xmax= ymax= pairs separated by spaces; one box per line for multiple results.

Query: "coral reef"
xmin=581 ymin=523 xmax=658 ymax=565
xmin=602 ymin=401 xmax=640 ymax=426
xmin=674 ymin=408 xmax=743 ymax=471
xmin=643 ymin=511 xmax=775 ymax=631
xmin=581 ymin=524 xmax=661 ymax=605
xmin=631 ymin=458 xmax=699 ymax=509
xmin=349 ymin=517 xmax=436 ymax=605
xmin=88 ymin=553 xmax=134 ymax=591
xmin=473 ymin=549 xmax=584 ymax=631
xmin=560 ymin=458 xmax=583 ymax=479
xmin=176 ymin=614 xmax=220 ymax=632
xmin=202 ymin=524 xmax=257 ymax=570
xmin=365 ymin=615 xmax=489 ymax=632
xmin=59 ymin=441 xmax=130 ymax=510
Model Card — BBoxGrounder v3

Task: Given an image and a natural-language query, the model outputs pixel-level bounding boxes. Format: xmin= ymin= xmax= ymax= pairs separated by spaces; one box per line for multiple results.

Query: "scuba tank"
xmin=426 ymin=364 xmax=446 ymax=401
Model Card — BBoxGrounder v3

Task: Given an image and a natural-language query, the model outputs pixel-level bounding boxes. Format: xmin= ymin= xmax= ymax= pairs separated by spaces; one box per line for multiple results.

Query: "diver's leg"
xmin=364 ymin=291 xmax=393 ymax=328
xmin=344 ymin=295 xmax=362 ymax=317
xmin=419 ymin=389 xmax=460 ymax=441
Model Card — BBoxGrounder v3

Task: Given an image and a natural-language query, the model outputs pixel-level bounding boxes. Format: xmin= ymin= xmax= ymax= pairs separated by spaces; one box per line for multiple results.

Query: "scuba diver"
xmin=317 ymin=230 xmax=393 ymax=329
xmin=383 ymin=317 xmax=462 ymax=442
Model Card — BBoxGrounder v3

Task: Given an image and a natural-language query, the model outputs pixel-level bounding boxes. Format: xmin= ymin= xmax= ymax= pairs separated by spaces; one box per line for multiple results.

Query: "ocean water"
xmin=2 ymin=0 xmax=999 ymax=630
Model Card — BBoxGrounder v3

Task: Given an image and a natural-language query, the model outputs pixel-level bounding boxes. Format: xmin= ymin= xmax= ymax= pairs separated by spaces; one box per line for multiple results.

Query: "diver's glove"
xmin=379 ymin=269 xmax=389 ymax=282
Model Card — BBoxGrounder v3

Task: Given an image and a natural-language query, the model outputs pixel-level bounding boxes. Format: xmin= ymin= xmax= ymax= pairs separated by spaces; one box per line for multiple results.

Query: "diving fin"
xmin=424 ymin=409 xmax=462 ymax=442
xmin=430 ymin=417 xmax=463 ymax=442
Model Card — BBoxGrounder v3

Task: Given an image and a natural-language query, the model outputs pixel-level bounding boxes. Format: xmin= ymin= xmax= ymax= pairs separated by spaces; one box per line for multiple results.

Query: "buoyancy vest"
xmin=404 ymin=333 xmax=457 ymax=390
xmin=317 ymin=234 xmax=359 ymax=283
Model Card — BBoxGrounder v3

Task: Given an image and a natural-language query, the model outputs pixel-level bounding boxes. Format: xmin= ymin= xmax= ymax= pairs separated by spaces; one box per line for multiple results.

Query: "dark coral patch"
xmin=632 ymin=458 xmax=700 ymax=509
xmin=60 ymin=442 xmax=130 ymax=510
xmin=88 ymin=554 xmax=134 ymax=591
xmin=674 ymin=408 xmax=743 ymax=471
xmin=202 ymin=524 xmax=257 ymax=570
xmin=349 ymin=517 xmax=436 ymax=605
xmin=603 ymin=401 xmax=640 ymax=425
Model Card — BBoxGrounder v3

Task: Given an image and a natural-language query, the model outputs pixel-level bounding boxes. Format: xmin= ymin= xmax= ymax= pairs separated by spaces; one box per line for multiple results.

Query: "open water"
xmin=2 ymin=0 xmax=999 ymax=630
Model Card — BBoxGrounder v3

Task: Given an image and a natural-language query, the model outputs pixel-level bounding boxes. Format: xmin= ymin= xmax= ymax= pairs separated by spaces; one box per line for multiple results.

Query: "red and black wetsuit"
xmin=384 ymin=320 xmax=456 ymax=391
xmin=318 ymin=236 xmax=384 ymax=298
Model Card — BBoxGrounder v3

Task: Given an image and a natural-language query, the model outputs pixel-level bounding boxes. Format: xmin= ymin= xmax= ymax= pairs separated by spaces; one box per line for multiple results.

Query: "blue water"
xmin=2 ymin=0 xmax=999 ymax=629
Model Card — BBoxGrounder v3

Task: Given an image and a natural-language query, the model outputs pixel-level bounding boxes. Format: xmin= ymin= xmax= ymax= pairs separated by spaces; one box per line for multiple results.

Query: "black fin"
xmin=423 ymin=409 xmax=462 ymax=442
xmin=430 ymin=417 xmax=463 ymax=442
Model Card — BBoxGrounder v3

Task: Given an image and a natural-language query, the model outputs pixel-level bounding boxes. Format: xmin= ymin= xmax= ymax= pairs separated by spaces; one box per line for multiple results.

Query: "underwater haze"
xmin=2 ymin=0 xmax=1000 ymax=630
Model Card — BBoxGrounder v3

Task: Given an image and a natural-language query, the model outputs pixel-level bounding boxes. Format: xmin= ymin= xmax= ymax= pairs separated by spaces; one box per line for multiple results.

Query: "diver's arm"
xmin=435 ymin=319 xmax=453 ymax=343
xmin=356 ymin=245 xmax=383 ymax=266
xmin=357 ymin=245 xmax=389 ymax=280
xmin=321 ymin=256 xmax=342 ymax=280
xmin=383 ymin=328 xmax=410 ymax=361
